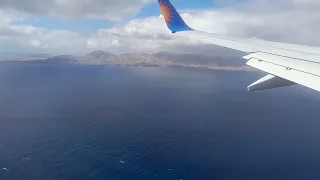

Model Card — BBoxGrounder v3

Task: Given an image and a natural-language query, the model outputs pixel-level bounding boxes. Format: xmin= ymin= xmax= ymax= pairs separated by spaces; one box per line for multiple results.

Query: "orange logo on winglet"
xmin=159 ymin=0 xmax=174 ymax=26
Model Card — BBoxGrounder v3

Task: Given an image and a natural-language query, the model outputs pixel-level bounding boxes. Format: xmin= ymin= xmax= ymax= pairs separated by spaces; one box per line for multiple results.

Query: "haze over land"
xmin=0 ymin=50 xmax=253 ymax=71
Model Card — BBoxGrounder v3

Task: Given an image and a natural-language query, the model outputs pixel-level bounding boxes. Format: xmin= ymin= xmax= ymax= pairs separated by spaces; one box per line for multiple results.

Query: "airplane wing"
xmin=157 ymin=0 xmax=320 ymax=92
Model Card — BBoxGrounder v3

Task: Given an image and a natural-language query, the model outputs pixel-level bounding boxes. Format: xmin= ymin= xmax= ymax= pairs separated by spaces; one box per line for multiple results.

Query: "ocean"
xmin=0 ymin=62 xmax=320 ymax=180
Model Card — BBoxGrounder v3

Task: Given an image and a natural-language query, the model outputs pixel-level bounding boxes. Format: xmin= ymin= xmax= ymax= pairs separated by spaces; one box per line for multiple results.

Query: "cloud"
xmin=0 ymin=0 xmax=151 ymax=20
xmin=83 ymin=0 xmax=320 ymax=54
xmin=0 ymin=0 xmax=320 ymax=55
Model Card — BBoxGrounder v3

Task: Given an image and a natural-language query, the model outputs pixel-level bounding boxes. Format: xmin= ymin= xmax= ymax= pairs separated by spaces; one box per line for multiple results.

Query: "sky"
xmin=0 ymin=0 xmax=319 ymax=55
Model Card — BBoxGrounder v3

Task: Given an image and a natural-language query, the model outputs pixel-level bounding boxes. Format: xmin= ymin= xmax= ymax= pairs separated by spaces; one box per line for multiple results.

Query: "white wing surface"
xmin=158 ymin=0 xmax=320 ymax=92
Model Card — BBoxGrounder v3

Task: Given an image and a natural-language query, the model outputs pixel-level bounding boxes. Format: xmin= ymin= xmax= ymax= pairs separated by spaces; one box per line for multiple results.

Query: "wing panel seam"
xmin=245 ymin=51 xmax=320 ymax=64
xmin=249 ymin=58 xmax=320 ymax=78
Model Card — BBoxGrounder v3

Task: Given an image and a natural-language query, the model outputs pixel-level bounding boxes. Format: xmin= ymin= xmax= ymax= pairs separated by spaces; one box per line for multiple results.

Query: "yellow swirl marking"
xmin=159 ymin=0 xmax=174 ymax=26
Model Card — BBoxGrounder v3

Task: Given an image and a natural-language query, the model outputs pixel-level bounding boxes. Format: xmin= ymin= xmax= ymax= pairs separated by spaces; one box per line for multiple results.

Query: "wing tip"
xmin=158 ymin=0 xmax=193 ymax=33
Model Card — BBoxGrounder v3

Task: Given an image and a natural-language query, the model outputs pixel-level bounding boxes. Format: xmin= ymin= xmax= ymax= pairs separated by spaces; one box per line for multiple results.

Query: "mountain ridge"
xmin=0 ymin=50 xmax=254 ymax=71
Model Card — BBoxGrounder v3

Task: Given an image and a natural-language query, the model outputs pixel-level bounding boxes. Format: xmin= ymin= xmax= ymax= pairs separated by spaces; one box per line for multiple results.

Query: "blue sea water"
xmin=0 ymin=62 xmax=320 ymax=180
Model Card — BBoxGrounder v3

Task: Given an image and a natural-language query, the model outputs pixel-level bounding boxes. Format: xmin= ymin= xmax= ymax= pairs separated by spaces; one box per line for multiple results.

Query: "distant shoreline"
xmin=0 ymin=50 xmax=255 ymax=72
xmin=0 ymin=60 xmax=255 ymax=72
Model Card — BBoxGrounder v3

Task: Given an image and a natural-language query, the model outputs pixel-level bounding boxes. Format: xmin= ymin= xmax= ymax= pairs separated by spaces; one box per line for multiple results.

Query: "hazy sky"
xmin=0 ymin=0 xmax=319 ymax=54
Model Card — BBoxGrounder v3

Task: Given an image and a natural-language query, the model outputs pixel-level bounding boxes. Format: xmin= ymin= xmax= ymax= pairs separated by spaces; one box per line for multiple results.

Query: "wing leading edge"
xmin=157 ymin=0 xmax=320 ymax=93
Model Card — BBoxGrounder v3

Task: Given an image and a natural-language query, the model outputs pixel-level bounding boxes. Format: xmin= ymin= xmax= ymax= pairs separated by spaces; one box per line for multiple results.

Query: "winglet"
xmin=158 ymin=0 xmax=193 ymax=33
